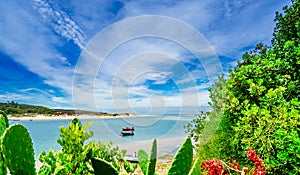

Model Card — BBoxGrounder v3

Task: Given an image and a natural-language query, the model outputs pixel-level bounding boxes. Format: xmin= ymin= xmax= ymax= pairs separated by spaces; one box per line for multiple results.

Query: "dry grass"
xmin=124 ymin=161 xmax=171 ymax=175
xmin=123 ymin=154 xmax=174 ymax=175
xmin=155 ymin=161 xmax=172 ymax=175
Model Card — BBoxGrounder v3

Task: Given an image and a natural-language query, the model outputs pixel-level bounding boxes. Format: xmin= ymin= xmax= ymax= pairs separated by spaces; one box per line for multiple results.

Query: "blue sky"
xmin=0 ymin=0 xmax=290 ymax=114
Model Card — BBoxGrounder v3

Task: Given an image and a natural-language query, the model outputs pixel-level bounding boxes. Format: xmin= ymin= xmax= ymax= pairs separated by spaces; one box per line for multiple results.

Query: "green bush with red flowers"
xmin=187 ymin=0 xmax=300 ymax=174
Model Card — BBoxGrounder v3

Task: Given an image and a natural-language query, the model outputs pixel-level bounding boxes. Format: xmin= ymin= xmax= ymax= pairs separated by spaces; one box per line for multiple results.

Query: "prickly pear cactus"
xmin=0 ymin=151 xmax=7 ymax=175
xmin=0 ymin=110 xmax=9 ymax=175
xmin=188 ymin=157 xmax=200 ymax=175
xmin=138 ymin=149 xmax=149 ymax=175
xmin=0 ymin=110 xmax=9 ymax=135
xmin=91 ymin=157 xmax=118 ymax=175
xmin=2 ymin=124 xmax=36 ymax=175
xmin=147 ymin=139 xmax=157 ymax=175
xmin=166 ymin=137 xmax=193 ymax=175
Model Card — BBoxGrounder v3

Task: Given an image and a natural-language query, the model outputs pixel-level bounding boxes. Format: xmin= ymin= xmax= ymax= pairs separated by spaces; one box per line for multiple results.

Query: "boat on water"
xmin=122 ymin=126 xmax=135 ymax=131
xmin=124 ymin=156 xmax=138 ymax=163
xmin=119 ymin=131 xmax=134 ymax=136
xmin=120 ymin=126 xmax=135 ymax=136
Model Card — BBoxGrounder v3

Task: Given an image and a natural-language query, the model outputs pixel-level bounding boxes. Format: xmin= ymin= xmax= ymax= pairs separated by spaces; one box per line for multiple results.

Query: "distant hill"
xmin=0 ymin=101 xmax=53 ymax=115
xmin=0 ymin=101 xmax=106 ymax=115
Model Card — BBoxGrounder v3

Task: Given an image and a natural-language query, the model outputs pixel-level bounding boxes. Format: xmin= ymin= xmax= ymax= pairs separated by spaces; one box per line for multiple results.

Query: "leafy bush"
xmin=187 ymin=1 xmax=300 ymax=174
xmin=38 ymin=119 xmax=128 ymax=174
xmin=223 ymin=1 xmax=300 ymax=171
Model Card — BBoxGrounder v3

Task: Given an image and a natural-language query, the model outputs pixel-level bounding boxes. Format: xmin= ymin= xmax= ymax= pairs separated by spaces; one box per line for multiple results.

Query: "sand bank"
xmin=8 ymin=114 xmax=140 ymax=121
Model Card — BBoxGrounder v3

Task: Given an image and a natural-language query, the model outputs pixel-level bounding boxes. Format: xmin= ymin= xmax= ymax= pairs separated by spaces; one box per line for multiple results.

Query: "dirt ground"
xmin=127 ymin=161 xmax=171 ymax=175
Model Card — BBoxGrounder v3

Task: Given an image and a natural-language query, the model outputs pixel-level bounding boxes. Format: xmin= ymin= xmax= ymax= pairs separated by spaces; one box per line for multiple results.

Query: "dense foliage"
xmin=188 ymin=0 xmax=300 ymax=174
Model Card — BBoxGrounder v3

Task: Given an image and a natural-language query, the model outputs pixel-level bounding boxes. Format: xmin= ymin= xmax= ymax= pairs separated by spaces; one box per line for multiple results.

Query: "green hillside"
xmin=0 ymin=101 xmax=53 ymax=115
xmin=0 ymin=101 xmax=111 ymax=116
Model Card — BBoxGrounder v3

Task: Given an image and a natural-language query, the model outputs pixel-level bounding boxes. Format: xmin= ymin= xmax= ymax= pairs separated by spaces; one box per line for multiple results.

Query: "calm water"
xmin=9 ymin=115 xmax=196 ymax=158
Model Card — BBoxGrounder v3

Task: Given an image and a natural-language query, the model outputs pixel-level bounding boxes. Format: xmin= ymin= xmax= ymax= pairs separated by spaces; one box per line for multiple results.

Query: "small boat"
xmin=124 ymin=156 xmax=138 ymax=163
xmin=119 ymin=131 xmax=134 ymax=136
xmin=122 ymin=126 xmax=135 ymax=131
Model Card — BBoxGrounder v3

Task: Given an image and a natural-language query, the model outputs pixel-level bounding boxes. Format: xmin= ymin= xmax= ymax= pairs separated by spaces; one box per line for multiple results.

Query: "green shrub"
xmin=38 ymin=118 xmax=127 ymax=174
xmin=187 ymin=1 xmax=300 ymax=173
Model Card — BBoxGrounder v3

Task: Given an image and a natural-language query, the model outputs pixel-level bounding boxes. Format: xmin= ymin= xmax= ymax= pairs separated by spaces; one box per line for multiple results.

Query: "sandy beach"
xmin=8 ymin=114 xmax=140 ymax=121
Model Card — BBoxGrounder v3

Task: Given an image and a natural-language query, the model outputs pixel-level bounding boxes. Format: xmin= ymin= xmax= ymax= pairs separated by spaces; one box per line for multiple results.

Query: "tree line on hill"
xmin=0 ymin=101 xmax=123 ymax=116
xmin=0 ymin=101 xmax=53 ymax=115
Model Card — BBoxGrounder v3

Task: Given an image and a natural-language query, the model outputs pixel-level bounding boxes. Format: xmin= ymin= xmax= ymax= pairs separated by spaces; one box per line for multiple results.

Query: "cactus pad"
xmin=91 ymin=157 xmax=118 ymax=175
xmin=0 ymin=110 xmax=9 ymax=136
xmin=0 ymin=111 xmax=9 ymax=175
xmin=138 ymin=149 xmax=149 ymax=175
xmin=0 ymin=153 xmax=7 ymax=175
xmin=188 ymin=157 xmax=200 ymax=175
xmin=166 ymin=137 xmax=193 ymax=175
xmin=147 ymin=139 xmax=157 ymax=175
xmin=2 ymin=124 xmax=36 ymax=175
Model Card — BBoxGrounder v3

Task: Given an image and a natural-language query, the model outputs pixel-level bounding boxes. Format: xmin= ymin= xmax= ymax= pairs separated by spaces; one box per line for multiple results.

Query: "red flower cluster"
xmin=201 ymin=149 xmax=266 ymax=175
xmin=245 ymin=148 xmax=267 ymax=175
xmin=229 ymin=159 xmax=241 ymax=171
xmin=201 ymin=158 xmax=227 ymax=175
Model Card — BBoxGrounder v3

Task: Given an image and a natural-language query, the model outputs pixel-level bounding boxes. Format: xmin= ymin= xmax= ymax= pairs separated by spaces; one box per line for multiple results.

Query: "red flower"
xmin=245 ymin=148 xmax=267 ymax=175
xmin=201 ymin=158 xmax=227 ymax=175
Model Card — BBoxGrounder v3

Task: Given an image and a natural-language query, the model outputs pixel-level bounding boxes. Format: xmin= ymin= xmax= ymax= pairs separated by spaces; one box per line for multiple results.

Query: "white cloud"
xmin=120 ymin=0 xmax=289 ymax=58
xmin=0 ymin=1 xmax=77 ymax=99
xmin=57 ymin=55 xmax=71 ymax=66
xmin=0 ymin=93 xmax=31 ymax=101
xmin=32 ymin=0 xmax=86 ymax=48
xmin=0 ymin=0 xmax=290 ymax=111
xmin=72 ymin=15 xmax=221 ymax=112
xmin=51 ymin=97 xmax=68 ymax=104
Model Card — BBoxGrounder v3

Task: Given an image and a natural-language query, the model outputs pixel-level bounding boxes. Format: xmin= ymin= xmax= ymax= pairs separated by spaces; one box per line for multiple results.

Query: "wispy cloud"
xmin=32 ymin=0 xmax=86 ymax=48
xmin=0 ymin=1 xmax=79 ymax=108
xmin=0 ymin=93 xmax=31 ymax=101
xmin=57 ymin=54 xmax=71 ymax=66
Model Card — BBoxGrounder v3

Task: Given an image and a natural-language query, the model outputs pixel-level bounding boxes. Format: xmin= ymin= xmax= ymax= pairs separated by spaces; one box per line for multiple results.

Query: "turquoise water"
xmin=9 ymin=115 xmax=196 ymax=158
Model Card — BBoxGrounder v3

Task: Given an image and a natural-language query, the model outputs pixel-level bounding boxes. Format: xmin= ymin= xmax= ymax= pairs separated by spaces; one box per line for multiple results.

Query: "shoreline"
xmin=8 ymin=114 xmax=141 ymax=121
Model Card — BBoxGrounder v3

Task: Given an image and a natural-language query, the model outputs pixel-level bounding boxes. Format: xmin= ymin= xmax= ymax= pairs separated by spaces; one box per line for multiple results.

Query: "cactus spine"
xmin=2 ymin=124 xmax=36 ymax=175
xmin=91 ymin=157 xmax=119 ymax=175
xmin=166 ymin=137 xmax=193 ymax=175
